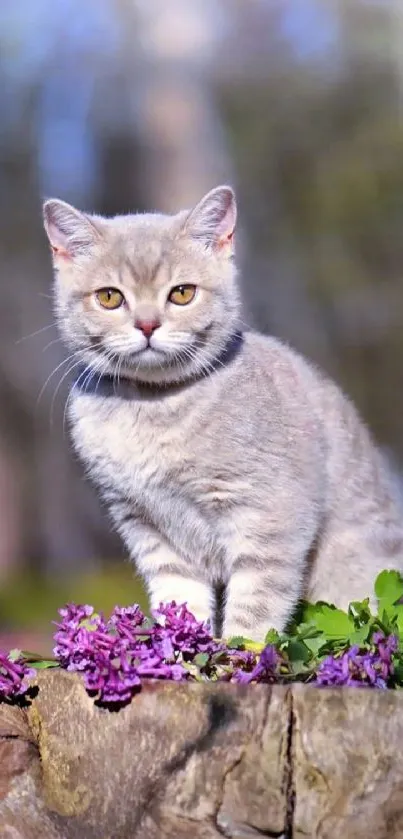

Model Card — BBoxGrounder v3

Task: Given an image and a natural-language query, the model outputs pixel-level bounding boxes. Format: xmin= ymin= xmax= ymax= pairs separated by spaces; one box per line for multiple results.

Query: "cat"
xmin=43 ymin=185 xmax=403 ymax=641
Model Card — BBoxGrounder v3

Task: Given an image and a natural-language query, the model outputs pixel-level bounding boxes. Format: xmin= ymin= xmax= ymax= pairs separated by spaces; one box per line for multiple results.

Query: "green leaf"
xmin=21 ymin=650 xmax=57 ymax=662
xmin=289 ymin=623 xmax=323 ymax=644
xmin=227 ymin=636 xmax=246 ymax=649
xmin=8 ymin=648 xmax=23 ymax=662
xmin=29 ymin=660 xmax=59 ymax=670
xmin=379 ymin=608 xmax=393 ymax=630
xmin=348 ymin=598 xmax=372 ymax=622
xmin=392 ymin=661 xmax=403 ymax=684
xmin=313 ymin=606 xmax=355 ymax=639
xmin=393 ymin=605 xmax=403 ymax=637
xmin=349 ymin=626 xmax=371 ymax=646
xmin=298 ymin=601 xmax=326 ymax=624
xmin=264 ymin=628 xmax=280 ymax=646
xmin=289 ymin=658 xmax=310 ymax=675
xmin=285 ymin=640 xmax=311 ymax=664
xmin=194 ymin=652 xmax=209 ymax=668
xmin=303 ymin=635 xmax=326 ymax=657
xmin=375 ymin=570 xmax=403 ymax=605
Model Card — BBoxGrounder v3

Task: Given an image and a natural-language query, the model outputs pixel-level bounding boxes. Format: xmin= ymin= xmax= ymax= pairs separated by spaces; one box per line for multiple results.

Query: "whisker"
xmin=42 ymin=338 xmax=61 ymax=353
xmin=62 ymin=364 xmax=94 ymax=436
xmin=61 ymin=343 xmax=127 ymax=434
xmin=93 ymin=350 xmax=117 ymax=395
xmin=16 ymin=323 xmax=55 ymax=344
xmin=44 ymin=337 xmax=115 ymax=417
xmin=61 ymin=352 xmax=112 ymax=435
xmin=49 ymin=355 xmax=94 ymax=428
xmin=36 ymin=350 xmax=86 ymax=410
xmin=113 ymin=350 xmax=125 ymax=394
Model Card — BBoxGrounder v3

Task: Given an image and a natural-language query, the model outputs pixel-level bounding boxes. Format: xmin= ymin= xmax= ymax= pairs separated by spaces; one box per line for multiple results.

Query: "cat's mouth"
xmin=126 ymin=335 xmax=189 ymax=360
xmin=97 ymin=333 xmax=199 ymax=374
xmin=122 ymin=344 xmax=167 ymax=366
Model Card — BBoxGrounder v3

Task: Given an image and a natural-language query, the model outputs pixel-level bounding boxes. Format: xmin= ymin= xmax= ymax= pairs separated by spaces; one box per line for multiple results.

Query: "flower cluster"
xmin=3 ymin=569 xmax=403 ymax=705
xmin=316 ymin=631 xmax=398 ymax=688
xmin=51 ymin=600 xmax=284 ymax=703
xmin=0 ymin=652 xmax=35 ymax=699
xmin=53 ymin=601 xmax=228 ymax=703
xmin=152 ymin=602 xmax=222 ymax=662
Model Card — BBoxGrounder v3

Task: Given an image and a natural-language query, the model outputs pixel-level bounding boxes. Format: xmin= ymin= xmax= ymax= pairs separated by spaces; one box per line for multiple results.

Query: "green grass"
xmin=0 ymin=564 xmax=148 ymax=631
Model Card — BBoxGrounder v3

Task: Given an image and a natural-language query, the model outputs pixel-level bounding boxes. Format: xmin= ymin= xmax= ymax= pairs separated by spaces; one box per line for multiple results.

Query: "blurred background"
xmin=1 ymin=0 xmax=403 ymax=653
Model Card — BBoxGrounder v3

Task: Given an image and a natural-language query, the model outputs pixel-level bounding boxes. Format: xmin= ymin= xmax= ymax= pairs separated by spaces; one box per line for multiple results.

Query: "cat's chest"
xmin=70 ymin=391 xmax=251 ymax=568
xmin=69 ymin=392 xmax=243 ymax=515
xmin=70 ymin=393 xmax=191 ymax=496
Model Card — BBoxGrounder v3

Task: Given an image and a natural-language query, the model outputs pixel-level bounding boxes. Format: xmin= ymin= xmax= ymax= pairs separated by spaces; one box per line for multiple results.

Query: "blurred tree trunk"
xmin=0 ymin=125 xmax=122 ymax=581
xmin=0 ymin=0 xmax=234 ymax=586
xmin=115 ymin=0 xmax=233 ymax=210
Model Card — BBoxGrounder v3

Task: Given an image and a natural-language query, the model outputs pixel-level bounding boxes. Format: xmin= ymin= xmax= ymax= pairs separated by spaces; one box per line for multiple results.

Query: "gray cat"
xmin=43 ymin=185 xmax=403 ymax=641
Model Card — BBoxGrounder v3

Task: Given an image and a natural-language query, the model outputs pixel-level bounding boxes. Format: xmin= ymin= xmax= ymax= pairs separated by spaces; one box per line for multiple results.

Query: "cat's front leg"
xmin=223 ymin=498 xmax=318 ymax=641
xmin=223 ymin=557 xmax=303 ymax=642
xmin=147 ymin=573 xmax=212 ymax=623
xmin=222 ymin=509 xmax=317 ymax=642
xmin=112 ymin=510 xmax=212 ymax=623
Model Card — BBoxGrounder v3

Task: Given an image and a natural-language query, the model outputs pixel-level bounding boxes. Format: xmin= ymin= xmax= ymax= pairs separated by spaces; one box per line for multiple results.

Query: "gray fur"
xmin=43 ymin=186 xmax=403 ymax=640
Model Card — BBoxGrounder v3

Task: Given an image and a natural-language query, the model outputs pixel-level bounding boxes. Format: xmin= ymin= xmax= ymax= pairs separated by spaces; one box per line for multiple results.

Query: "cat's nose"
xmin=135 ymin=318 xmax=161 ymax=338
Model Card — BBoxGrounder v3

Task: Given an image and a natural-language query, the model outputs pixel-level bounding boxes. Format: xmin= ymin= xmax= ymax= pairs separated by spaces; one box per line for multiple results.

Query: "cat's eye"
xmin=168 ymin=284 xmax=197 ymax=306
xmin=95 ymin=288 xmax=125 ymax=310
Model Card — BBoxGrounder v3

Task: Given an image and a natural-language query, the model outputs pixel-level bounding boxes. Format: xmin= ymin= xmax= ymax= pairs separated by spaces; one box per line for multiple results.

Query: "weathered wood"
xmin=1 ymin=671 xmax=403 ymax=837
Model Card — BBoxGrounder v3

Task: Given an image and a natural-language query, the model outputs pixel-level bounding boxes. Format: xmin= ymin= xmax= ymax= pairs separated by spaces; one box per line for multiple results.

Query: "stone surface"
xmin=1 ymin=672 xmax=403 ymax=837
xmin=292 ymin=684 xmax=403 ymax=839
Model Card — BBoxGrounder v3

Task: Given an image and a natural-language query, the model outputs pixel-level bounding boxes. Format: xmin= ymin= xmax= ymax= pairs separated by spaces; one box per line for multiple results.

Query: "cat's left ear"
xmin=43 ymin=199 xmax=101 ymax=260
xmin=184 ymin=185 xmax=237 ymax=254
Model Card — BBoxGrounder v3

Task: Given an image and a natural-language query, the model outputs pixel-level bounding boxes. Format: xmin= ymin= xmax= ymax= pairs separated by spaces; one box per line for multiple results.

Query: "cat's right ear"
xmin=183 ymin=185 xmax=237 ymax=254
xmin=43 ymin=199 xmax=100 ymax=260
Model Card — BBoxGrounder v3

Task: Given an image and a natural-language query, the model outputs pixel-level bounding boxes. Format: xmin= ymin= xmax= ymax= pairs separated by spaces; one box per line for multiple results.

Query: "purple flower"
xmin=57 ymin=603 xmax=94 ymax=629
xmin=151 ymin=602 xmax=222 ymax=659
xmin=232 ymin=644 xmax=281 ymax=684
xmin=372 ymin=631 xmax=398 ymax=661
xmin=136 ymin=656 xmax=187 ymax=681
xmin=0 ymin=653 xmax=35 ymax=699
xmin=83 ymin=650 xmax=141 ymax=704
xmin=53 ymin=600 xmax=209 ymax=702
xmin=53 ymin=604 xmax=111 ymax=670
xmin=108 ymin=605 xmax=146 ymax=638
xmin=316 ymin=632 xmax=398 ymax=688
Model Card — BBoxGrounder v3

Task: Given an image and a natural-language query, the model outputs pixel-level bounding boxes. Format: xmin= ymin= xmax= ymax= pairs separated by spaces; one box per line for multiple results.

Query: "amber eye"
xmin=168 ymin=284 xmax=197 ymax=306
xmin=95 ymin=288 xmax=125 ymax=310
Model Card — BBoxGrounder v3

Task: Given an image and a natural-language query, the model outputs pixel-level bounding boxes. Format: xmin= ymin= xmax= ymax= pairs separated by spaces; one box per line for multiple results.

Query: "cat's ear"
xmin=184 ymin=185 xmax=237 ymax=253
xmin=43 ymin=199 xmax=100 ymax=259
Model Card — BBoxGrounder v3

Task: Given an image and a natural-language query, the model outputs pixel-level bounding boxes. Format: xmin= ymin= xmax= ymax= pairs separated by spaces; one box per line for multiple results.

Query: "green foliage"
xmin=229 ymin=571 xmax=403 ymax=683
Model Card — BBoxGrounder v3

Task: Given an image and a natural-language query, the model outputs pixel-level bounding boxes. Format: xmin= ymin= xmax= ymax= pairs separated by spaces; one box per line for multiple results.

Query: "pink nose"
xmin=135 ymin=319 xmax=160 ymax=338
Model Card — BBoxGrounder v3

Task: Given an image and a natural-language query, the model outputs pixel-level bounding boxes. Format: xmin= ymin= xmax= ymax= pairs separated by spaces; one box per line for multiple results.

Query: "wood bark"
xmin=0 ymin=671 xmax=403 ymax=837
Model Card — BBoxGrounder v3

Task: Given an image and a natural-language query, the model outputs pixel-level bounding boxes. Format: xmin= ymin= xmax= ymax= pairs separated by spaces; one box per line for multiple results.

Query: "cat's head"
xmin=43 ymin=186 xmax=240 ymax=385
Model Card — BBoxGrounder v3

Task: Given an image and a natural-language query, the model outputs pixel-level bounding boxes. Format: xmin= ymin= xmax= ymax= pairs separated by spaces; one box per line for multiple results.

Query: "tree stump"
xmin=1 ymin=670 xmax=403 ymax=838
